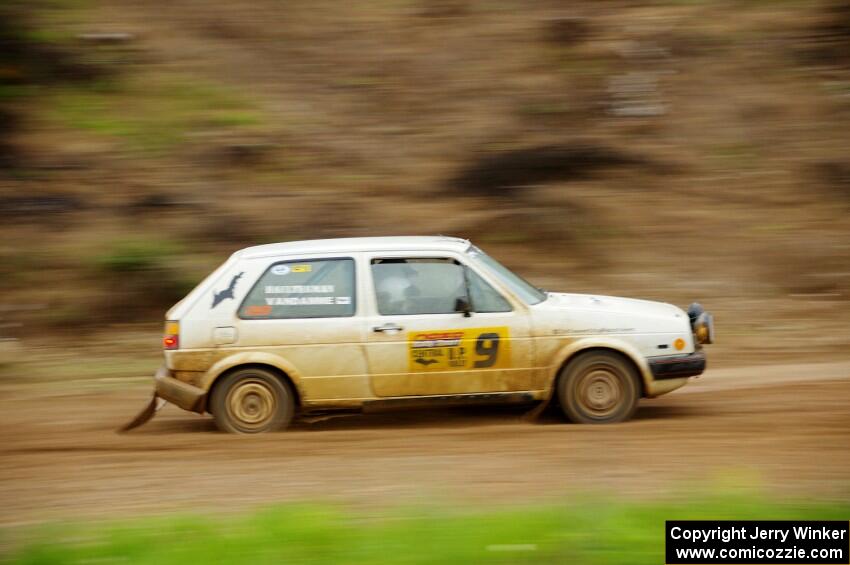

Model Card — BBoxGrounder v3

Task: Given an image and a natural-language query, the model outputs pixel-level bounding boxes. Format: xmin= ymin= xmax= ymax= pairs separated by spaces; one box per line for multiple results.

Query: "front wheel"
xmin=557 ymin=351 xmax=640 ymax=424
xmin=210 ymin=368 xmax=295 ymax=433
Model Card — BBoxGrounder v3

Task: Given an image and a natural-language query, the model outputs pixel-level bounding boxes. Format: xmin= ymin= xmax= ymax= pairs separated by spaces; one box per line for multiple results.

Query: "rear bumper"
xmin=154 ymin=365 xmax=207 ymax=413
xmin=648 ymin=351 xmax=706 ymax=380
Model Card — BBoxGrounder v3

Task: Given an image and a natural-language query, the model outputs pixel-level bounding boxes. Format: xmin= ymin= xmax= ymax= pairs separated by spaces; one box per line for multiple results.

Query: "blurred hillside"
xmin=1 ymin=0 xmax=850 ymax=371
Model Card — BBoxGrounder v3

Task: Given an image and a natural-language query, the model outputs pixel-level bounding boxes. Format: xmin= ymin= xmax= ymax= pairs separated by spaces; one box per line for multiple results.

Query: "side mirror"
xmin=454 ymin=297 xmax=472 ymax=317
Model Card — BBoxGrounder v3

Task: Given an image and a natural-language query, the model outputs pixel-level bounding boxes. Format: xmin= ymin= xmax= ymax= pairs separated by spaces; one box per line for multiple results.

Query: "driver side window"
xmin=467 ymin=269 xmax=512 ymax=313
xmin=372 ymin=258 xmax=467 ymax=316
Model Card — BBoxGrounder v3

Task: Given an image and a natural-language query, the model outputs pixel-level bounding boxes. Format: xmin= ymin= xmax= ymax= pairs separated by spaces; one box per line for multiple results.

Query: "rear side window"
xmin=239 ymin=258 xmax=356 ymax=319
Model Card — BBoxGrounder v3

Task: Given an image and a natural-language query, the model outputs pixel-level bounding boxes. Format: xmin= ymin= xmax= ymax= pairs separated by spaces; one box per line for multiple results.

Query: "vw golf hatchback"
xmin=124 ymin=236 xmax=714 ymax=433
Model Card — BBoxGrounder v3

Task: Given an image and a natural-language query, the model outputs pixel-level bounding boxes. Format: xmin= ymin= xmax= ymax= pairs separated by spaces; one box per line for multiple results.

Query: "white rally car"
xmin=124 ymin=236 xmax=714 ymax=433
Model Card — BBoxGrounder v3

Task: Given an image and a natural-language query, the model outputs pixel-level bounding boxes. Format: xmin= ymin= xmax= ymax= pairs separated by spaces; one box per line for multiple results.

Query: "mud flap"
xmin=118 ymin=394 xmax=167 ymax=433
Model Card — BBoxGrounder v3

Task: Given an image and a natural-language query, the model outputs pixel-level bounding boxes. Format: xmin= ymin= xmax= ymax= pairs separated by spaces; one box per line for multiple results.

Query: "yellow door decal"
xmin=408 ymin=327 xmax=511 ymax=372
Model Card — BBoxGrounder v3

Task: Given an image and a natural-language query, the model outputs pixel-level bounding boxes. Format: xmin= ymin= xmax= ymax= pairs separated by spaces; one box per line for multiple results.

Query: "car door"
xmin=363 ymin=252 xmax=535 ymax=397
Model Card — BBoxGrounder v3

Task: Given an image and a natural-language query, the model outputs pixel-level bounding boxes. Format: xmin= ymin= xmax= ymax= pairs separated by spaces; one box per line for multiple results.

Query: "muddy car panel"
xmin=131 ymin=236 xmax=712 ymax=429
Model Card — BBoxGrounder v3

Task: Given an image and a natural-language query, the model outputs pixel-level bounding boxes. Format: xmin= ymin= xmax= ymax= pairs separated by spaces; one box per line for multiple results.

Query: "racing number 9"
xmin=473 ymin=332 xmax=500 ymax=368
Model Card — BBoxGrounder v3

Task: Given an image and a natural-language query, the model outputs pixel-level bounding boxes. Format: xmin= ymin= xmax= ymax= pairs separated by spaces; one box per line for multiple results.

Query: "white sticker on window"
xmin=264 ymin=285 xmax=334 ymax=294
xmin=271 ymin=264 xmax=291 ymax=276
xmin=265 ymin=296 xmax=349 ymax=306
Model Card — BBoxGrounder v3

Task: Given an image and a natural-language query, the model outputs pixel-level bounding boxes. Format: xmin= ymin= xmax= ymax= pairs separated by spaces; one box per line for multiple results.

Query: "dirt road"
xmin=1 ymin=362 xmax=848 ymax=526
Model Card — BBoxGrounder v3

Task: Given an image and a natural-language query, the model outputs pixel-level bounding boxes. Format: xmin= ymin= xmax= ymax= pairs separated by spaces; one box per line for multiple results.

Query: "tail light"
xmin=163 ymin=321 xmax=180 ymax=350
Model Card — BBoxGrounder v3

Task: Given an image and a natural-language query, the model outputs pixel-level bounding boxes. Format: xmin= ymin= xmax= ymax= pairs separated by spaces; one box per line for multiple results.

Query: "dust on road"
xmin=1 ymin=363 xmax=848 ymax=526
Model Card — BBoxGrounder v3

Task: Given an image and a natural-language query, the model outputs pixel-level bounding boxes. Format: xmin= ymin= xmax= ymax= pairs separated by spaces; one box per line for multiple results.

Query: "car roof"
xmin=235 ymin=236 xmax=471 ymax=259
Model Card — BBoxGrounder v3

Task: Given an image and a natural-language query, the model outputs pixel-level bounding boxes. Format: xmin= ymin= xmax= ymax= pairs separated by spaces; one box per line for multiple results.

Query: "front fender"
xmin=547 ymin=337 xmax=655 ymax=397
xmin=200 ymin=351 xmax=306 ymax=399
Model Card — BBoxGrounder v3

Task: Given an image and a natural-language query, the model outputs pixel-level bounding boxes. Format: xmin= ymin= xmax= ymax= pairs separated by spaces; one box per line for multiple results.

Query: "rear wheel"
xmin=210 ymin=368 xmax=295 ymax=433
xmin=557 ymin=351 xmax=639 ymax=424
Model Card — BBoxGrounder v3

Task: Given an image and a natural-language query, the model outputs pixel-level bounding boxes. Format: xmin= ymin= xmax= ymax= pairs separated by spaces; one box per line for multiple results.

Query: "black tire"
xmin=210 ymin=368 xmax=295 ymax=433
xmin=557 ymin=351 xmax=640 ymax=424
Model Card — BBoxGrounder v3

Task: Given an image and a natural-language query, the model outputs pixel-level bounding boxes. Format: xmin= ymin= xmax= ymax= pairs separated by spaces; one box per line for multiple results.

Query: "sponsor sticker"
xmin=408 ymin=327 xmax=510 ymax=372
xmin=270 ymin=264 xmax=291 ymax=276
xmin=264 ymin=285 xmax=334 ymax=294
xmin=291 ymin=264 xmax=312 ymax=273
xmin=244 ymin=304 xmax=273 ymax=317
xmin=264 ymin=296 xmax=350 ymax=306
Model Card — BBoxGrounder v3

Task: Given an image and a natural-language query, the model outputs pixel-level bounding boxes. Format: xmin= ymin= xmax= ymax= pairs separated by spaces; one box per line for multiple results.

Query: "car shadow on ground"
xmin=293 ymin=404 xmax=539 ymax=431
xmin=631 ymin=403 xmax=700 ymax=421
xmin=135 ymin=400 xmax=701 ymax=434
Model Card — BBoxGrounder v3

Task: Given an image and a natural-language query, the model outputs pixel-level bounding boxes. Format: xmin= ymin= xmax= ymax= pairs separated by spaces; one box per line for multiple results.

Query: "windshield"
xmin=466 ymin=246 xmax=547 ymax=305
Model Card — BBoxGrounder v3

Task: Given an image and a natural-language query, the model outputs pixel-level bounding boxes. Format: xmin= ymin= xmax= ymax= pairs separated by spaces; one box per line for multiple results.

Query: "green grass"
xmin=93 ymin=239 xmax=183 ymax=274
xmin=47 ymin=76 xmax=264 ymax=152
xmin=4 ymin=494 xmax=848 ymax=564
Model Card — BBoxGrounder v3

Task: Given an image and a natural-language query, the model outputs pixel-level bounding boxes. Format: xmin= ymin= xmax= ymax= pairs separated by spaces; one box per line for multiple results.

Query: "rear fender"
xmin=200 ymin=352 xmax=306 ymax=400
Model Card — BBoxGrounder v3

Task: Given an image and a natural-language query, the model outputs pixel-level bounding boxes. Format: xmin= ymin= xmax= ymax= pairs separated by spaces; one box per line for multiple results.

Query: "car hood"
xmin=544 ymin=292 xmax=684 ymax=319
xmin=533 ymin=292 xmax=690 ymax=336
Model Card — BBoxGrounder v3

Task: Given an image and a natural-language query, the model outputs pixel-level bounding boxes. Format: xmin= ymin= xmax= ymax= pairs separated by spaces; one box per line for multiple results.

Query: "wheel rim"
xmin=225 ymin=378 xmax=277 ymax=431
xmin=575 ymin=366 xmax=623 ymax=418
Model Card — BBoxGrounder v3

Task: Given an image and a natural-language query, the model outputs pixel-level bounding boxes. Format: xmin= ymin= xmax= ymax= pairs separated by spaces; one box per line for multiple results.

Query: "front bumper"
xmin=154 ymin=365 xmax=207 ymax=413
xmin=648 ymin=351 xmax=706 ymax=380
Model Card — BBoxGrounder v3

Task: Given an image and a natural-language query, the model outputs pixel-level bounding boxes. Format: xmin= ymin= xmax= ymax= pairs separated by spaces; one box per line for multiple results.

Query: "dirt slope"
xmin=2 ymin=1 xmax=850 ymax=364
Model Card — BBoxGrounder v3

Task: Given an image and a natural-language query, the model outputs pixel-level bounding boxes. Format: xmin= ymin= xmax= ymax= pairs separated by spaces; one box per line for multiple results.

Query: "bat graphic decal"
xmin=212 ymin=272 xmax=244 ymax=308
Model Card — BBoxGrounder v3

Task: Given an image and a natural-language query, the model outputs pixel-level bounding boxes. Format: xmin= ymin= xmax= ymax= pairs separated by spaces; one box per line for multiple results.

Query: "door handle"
xmin=373 ymin=323 xmax=403 ymax=333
